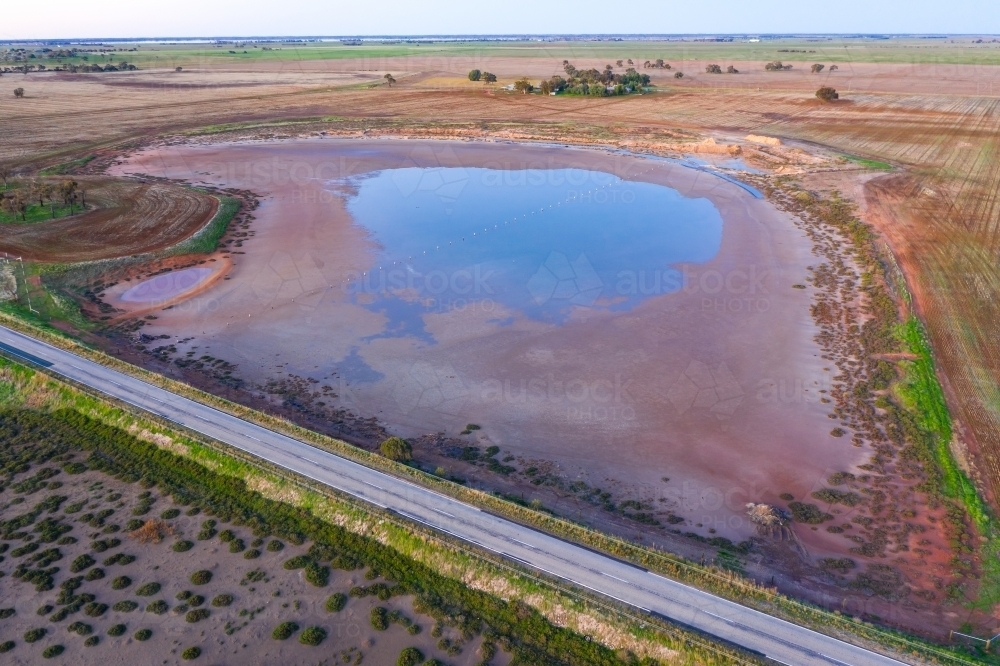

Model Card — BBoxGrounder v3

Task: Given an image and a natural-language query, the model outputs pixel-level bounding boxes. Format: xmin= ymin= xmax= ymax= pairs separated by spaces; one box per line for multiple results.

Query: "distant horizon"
xmin=2 ymin=33 xmax=998 ymax=45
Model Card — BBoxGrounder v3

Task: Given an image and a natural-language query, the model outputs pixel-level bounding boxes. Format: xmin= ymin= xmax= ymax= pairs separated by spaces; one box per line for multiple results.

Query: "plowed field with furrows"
xmin=0 ymin=178 xmax=217 ymax=262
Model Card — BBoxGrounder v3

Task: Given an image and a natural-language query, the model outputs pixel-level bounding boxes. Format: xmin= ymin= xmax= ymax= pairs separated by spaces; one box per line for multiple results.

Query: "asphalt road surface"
xmin=0 ymin=324 xmax=913 ymax=666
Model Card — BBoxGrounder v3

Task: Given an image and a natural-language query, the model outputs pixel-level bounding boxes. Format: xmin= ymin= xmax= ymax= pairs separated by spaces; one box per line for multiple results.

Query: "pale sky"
xmin=2 ymin=0 xmax=998 ymax=40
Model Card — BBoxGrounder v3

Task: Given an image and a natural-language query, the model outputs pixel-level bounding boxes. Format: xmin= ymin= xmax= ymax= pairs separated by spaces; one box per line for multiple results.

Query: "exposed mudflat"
xmin=109 ymin=138 xmax=859 ymax=541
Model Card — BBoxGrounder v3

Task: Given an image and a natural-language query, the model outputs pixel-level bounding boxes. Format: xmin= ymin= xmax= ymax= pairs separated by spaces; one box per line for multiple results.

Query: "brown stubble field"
xmin=3 ymin=45 xmax=1000 ymax=637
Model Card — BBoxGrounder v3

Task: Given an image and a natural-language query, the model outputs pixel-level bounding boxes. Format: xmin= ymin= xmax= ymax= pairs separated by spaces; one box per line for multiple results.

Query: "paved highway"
xmin=0 ymin=324 xmax=912 ymax=666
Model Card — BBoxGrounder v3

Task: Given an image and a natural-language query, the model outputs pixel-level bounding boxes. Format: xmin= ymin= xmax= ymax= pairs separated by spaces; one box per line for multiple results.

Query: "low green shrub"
xmin=0 ymin=640 xmax=14 ymax=652
xmin=173 ymin=540 xmax=194 ymax=553
xmin=266 ymin=540 xmax=284 ymax=552
xmin=188 ymin=595 xmax=205 ymax=607
xmin=135 ymin=582 xmax=161 ymax=596
xmin=325 ymin=593 xmax=347 ymax=612
xmin=0 ymin=608 xmax=14 ymax=619
xmin=133 ymin=628 xmax=152 ymax=641
xmin=181 ymin=646 xmax=201 ymax=660
xmin=397 ymin=647 xmax=424 ymax=666
xmin=190 ymin=570 xmax=212 ymax=585
xmin=112 ymin=576 xmax=132 ymax=590
xmin=370 ymin=607 xmax=388 ymax=631
xmin=42 ymin=644 xmax=64 ymax=658
xmin=24 ymin=627 xmax=46 ymax=643
xmin=185 ymin=608 xmax=210 ymax=623
xmin=84 ymin=636 xmax=100 ymax=647
xmin=68 ymin=621 xmax=93 ymax=636
xmin=84 ymin=602 xmax=108 ymax=617
xmin=299 ymin=626 xmax=326 ymax=646
xmin=272 ymin=621 xmax=298 ymax=640
xmin=85 ymin=567 xmax=105 ymax=581
xmin=70 ymin=554 xmax=95 ymax=573
xmin=145 ymin=600 xmax=168 ymax=615
xmin=211 ymin=594 xmax=234 ymax=607
xmin=161 ymin=508 xmax=181 ymax=519
xmin=107 ymin=624 xmax=127 ymax=637
xmin=124 ymin=519 xmax=144 ymax=531
xmin=112 ymin=600 xmax=138 ymax=612
xmin=243 ymin=548 xmax=261 ymax=559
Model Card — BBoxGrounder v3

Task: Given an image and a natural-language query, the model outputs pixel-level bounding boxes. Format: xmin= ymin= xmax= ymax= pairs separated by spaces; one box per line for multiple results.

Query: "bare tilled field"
xmin=0 ymin=177 xmax=218 ymax=263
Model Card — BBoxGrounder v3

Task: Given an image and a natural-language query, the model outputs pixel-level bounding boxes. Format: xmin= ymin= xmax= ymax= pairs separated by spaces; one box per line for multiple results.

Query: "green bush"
xmin=84 ymin=636 xmax=100 ymax=647
xmin=173 ymin=540 xmax=194 ymax=552
xmin=145 ymin=600 xmax=168 ymax=615
xmin=84 ymin=602 xmax=108 ymax=617
xmin=380 ymin=437 xmax=412 ymax=462
xmin=135 ymin=582 xmax=161 ymax=596
xmin=70 ymin=554 xmax=95 ymax=573
xmin=397 ymin=647 xmax=425 ymax=666
xmin=229 ymin=538 xmax=246 ymax=553
xmin=181 ymin=646 xmax=201 ymax=660
xmin=185 ymin=608 xmax=210 ymax=623
xmin=107 ymin=624 xmax=127 ymax=637
xmin=370 ymin=607 xmax=389 ymax=631
xmin=325 ymin=593 xmax=347 ymax=612
xmin=211 ymin=594 xmax=234 ymax=607
xmin=23 ymin=628 xmax=46 ymax=643
xmin=219 ymin=529 xmax=235 ymax=543
xmin=190 ymin=570 xmax=212 ymax=585
xmin=85 ymin=567 xmax=105 ymax=581
xmin=188 ymin=595 xmax=205 ymax=607
xmin=68 ymin=621 xmax=93 ymax=636
xmin=112 ymin=600 xmax=138 ymax=612
xmin=0 ymin=641 xmax=13 ymax=653
xmin=266 ymin=539 xmax=284 ymax=552
xmin=124 ymin=519 xmax=144 ymax=531
xmin=161 ymin=508 xmax=181 ymax=519
xmin=134 ymin=628 xmax=152 ymax=641
xmin=272 ymin=622 xmax=298 ymax=640
xmin=304 ymin=562 xmax=330 ymax=587
xmin=299 ymin=626 xmax=327 ymax=646
xmin=243 ymin=548 xmax=261 ymax=559
xmin=42 ymin=645 xmax=64 ymax=658
xmin=0 ymin=608 xmax=14 ymax=619
xmin=283 ymin=555 xmax=310 ymax=570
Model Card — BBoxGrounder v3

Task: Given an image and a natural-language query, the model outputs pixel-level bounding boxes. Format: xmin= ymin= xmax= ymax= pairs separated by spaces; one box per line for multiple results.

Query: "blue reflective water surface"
xmin=340 ymin=166 xmax=723 ymax=333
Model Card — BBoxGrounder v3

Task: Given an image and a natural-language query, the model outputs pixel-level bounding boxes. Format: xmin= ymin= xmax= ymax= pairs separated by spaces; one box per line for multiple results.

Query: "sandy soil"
xmin=0 ymin=459 xmax=506 ymax=666
xmin=107 ymin=138 xmax=860 ymax=544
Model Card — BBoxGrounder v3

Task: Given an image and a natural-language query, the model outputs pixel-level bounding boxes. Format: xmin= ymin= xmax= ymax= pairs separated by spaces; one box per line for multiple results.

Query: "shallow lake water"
xmin=341 ymin=166 xmax=723 ymax=332
xmin=110 ymin=139 xmax=856 ymax=539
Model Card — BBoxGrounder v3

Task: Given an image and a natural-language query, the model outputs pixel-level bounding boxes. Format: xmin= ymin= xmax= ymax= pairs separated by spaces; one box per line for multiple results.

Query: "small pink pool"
xmin=120 ymin=267 xmax=214 ymax=304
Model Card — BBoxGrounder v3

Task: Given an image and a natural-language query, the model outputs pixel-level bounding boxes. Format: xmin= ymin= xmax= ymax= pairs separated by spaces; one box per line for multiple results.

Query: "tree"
xmin=13 ymin=87 xmax=24 ymax=98
xmin=58 ymin=179 xmax=79 ymax=209
xmin=539 ymin=79 xmax=552 ymax=95
xmin=380 ymin=437 xmax=412 ymax=462
xmin=816 ymin=86 xmax=839 ymax=102
xmin=811 ymin=64 xmax=825 ymax=73
xmin=2 ymin=191 xmax=28 ymax=221
xmin=0 ymin=166 xmax=10 ymax=190
xmin=30 ymin=181 xmax=52 ymax=207
xmin=726 ymin=65 xmax=739 ymax=74
xmin=829 ymin=65 xmax=839 ymax=72
xmin=468 ymin=69 xmax=481 ymax=81
xmin=482 ymin=72 xmax=496 ymax=83
xmin=616 ymin=60 xmax=623 ymax=67
xmin=513 ymin=77 xmax=533 ymax=94
xmin=705 ymin=64 xmax=722 ymax=74
xmin=674 ymin=71 xmax=684 ymax=79
xmin=383 ymin=73 xmax=396 ymax=87
xmin=627 ymin=59 xmax=633 ymax=65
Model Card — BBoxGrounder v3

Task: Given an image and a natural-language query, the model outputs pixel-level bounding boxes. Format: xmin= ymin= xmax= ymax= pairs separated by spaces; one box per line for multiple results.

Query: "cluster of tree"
xmin=0 ymin=407 xmax=661 ymax=666
xmin=810 ymin=64 xmax=839 ymax=73
xmin=63 ymin=62 xmax=138 ymax=73
xmin=643 ymin=59 xmax=671 ymax=69
xmin=552 ymin=61 xmax=650 ymax=96
xmin=704 ymin=65 xmax=739 ymax=74
xmin=13 ymin=88 xmax=24 ymax=98
xmin=383 ymin=73 xmax=396 ymax=86
xmin=816 ymin=86 xmax=840 ymax=102
xmin=467 ymin=69 xmax=497 ymax=83
xmin=0 ymin=180 xmax=82 ymax=221
xmin=765 ymin=61 xmax=794 ymax=71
